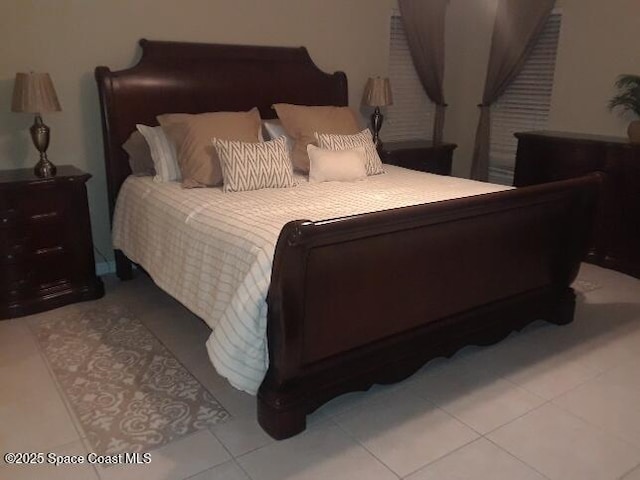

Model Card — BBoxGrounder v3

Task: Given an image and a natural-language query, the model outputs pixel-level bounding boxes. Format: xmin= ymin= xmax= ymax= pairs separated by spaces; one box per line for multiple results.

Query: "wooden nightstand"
xmin=380 ymin=140 xmax=456 ymax=175
xmin=0 ymin=165 xmax=104 ymax=319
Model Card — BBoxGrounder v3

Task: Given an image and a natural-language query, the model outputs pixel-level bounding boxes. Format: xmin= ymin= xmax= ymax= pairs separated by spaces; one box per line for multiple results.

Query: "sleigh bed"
xmin=95 ymin=39 xmax=600 ymax=439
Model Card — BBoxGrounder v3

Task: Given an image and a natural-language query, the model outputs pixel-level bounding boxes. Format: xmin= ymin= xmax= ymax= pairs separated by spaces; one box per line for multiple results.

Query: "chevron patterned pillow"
xmin=315 ymin=129 xmax=385 ymax=176
xmin=214 ymin=136 xmax=296 ymax=193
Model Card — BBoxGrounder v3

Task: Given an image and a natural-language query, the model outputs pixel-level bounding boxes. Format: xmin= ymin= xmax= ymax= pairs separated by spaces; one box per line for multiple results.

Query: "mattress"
xmin=112 ymin=165 xmax=511 ymax=394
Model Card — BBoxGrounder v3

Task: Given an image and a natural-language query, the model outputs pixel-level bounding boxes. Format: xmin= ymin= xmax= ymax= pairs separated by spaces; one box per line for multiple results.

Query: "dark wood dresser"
xmin=380 ymin=140 xmax=456 ymax=175
xmin=514 ymin=131 xmax=640 ymax=279
xmin=0 ymin=166 xmax=104 ymax=319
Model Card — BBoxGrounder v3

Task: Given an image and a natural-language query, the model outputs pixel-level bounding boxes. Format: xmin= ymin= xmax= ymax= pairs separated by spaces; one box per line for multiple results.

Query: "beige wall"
xmin=443 ymin=0 xmax=640 ymax=177
xmin=0 ymin=0 xmax=395 ymax=263
xmin=548 ymin=0 xmax=639 ymax=135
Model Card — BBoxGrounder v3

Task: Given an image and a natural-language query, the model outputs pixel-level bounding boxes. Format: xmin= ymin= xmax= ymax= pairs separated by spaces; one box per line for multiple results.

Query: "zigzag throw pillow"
xmin=214 ymin=136 xmax=296 ymax=193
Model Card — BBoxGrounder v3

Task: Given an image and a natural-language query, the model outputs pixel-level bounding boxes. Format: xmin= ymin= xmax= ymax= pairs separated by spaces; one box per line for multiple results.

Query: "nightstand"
xmin=0 ymin=166 xmax=104 ymax=319
xmin=380 ymin=140 xmax=456 ymax=175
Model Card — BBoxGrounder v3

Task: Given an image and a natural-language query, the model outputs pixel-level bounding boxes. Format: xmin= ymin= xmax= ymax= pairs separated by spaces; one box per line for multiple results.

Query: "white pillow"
xmin=263 ymin=119 xmax=294 ymax=149
xmin=307 ymin=144 xmax=367 ymax=183
xmin=315 ymin=128 xmax=385 ymax=176
xmin=136 ymin=124 xmax=181 ymax=182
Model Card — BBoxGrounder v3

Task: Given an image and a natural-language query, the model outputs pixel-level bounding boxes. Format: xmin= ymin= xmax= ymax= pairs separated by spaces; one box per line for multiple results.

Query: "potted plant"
xmin=608 ymin=74 xmax=640 ymax=143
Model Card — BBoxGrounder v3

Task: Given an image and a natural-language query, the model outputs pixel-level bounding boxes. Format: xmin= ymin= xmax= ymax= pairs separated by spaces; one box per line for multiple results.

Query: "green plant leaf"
xmin=610 ymin=74 xmax=640 ymax=117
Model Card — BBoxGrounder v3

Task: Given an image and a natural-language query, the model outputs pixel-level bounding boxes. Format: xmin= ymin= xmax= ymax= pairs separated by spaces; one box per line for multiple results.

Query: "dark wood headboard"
xmin=95 ymin=39 xmax=348 ymax=220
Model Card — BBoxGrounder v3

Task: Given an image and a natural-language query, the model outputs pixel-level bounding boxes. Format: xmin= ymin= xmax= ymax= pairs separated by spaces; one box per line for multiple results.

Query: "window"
xmin=385 ymin=11 xmax=435 ymax=142
xmin=489 ymin=12 xmax=562 ymax=185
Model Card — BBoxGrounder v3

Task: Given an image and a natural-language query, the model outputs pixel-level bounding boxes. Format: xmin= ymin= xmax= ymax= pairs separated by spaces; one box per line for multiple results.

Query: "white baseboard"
xmin=96 ymin=261 xmax=116 ymax=276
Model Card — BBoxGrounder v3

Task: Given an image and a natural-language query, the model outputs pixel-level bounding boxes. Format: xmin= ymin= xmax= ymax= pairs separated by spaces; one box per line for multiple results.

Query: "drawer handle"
xmin=1 ymin=244 xmax=28 ymax=263
xmin=33 ymin=246 xmax=65 ymax=257
xmin=5 ymin=271 xmax=34 ymax=296
xmin=30 ymin=211 xmax=60 ymax=222
xmin=0 ymin=209 xmax=18 ymax=226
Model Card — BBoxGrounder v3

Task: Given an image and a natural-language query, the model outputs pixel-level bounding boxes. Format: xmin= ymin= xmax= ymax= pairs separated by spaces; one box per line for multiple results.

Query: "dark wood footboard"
xmin=258 ymin=174 xmax=601 ymax=439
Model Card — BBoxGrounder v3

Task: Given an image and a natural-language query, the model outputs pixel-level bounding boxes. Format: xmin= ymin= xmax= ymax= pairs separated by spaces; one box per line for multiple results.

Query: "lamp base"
xmin=30 ymin=115 xmax=56 ymax=178
xmin=370 ymin=107 xmax=384 ymax=151
xmin=34 ymin=156 xmax=57 ymax=178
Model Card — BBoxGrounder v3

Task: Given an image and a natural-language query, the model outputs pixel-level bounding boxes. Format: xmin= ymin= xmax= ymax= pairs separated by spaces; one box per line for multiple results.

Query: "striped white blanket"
xmin=112 ymin=166 xmax=510 ymax=394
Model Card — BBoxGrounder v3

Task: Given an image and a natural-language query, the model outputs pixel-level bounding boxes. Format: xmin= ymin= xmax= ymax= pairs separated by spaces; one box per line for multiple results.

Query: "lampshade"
xmin=362 ymin=77 xmax=393 ymax=107
xmin=11 ymin=72 xmax=62 ymax=114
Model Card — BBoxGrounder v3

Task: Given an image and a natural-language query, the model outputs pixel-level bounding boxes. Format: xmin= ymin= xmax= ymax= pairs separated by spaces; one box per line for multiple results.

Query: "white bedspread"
xmin=113 ymin=165 xmax=510 ymax=394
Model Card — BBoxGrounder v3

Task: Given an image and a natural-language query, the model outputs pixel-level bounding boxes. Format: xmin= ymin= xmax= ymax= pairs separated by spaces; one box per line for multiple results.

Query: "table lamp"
xmin=362 ymin=77 xmax=393 ymax=150
xmin=11 ymin=72 xmax=62 ymax=178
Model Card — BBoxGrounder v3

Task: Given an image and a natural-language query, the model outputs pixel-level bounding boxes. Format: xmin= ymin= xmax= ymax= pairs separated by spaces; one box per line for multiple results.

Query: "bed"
xmin=96 ymin=39 xmax=600 ymax=439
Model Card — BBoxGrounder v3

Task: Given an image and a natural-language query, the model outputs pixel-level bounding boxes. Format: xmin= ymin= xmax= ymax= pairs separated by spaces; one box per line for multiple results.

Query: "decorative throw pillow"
xmin=135 ymin=124 xmax=180 ymax=182
xmin=315 ymin=129 xmax=385 ymax=176
xmin=122 ymin=131 xmax=156 ymax=176
xmin=273 ymin=104 xmax=361 ymax=174
xmin=307 ymin=144 xmax=367 ymax=183
xmin=157 ymin=108 xmax=262 ymax=187
xmin=214 ymin=136 xmax=296 ymax=193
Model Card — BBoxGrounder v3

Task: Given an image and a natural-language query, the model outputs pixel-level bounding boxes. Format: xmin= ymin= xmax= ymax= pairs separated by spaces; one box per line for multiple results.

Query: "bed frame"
xmin=96 ymin=39 xmax=600 ymax=439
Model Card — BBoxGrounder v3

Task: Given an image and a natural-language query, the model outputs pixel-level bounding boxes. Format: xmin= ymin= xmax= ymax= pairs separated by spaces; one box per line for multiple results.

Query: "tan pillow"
xmin=122 ymin=130 xmax=155 ymax=176
xmin=157 ymin=108 xmax=262 ymax=187
xmin=273 ymin=104 xmax=361 ymax=173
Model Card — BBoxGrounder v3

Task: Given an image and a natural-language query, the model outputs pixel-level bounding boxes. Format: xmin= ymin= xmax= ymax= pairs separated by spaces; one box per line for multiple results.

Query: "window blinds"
xmin=385 ymin=14 xmax=435 ymax=142
xmin=489 ymin=13 xmax=562 ymax=184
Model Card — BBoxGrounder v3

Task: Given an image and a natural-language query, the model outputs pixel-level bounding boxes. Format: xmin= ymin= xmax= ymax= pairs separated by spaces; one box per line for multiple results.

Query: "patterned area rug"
xmin=31 ymin=304 xmax=230 ymax=455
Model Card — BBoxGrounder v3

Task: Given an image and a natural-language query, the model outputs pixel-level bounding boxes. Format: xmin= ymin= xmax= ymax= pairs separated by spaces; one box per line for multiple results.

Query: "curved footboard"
xmin=258 ymin=174 xmax=601 ymax=439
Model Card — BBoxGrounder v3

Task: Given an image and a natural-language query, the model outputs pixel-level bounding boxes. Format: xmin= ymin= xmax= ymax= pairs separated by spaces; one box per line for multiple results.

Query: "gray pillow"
xmin=122 ymin=130 xmax=156 ymax=176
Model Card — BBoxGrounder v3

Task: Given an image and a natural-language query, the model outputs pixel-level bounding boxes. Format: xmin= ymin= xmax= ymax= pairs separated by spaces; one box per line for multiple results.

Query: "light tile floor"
xmin=1 ymin=263 xmax=640 ymax=480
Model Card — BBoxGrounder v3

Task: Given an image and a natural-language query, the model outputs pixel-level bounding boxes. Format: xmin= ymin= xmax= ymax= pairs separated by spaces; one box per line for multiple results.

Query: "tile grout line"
xmin=207 ymin=425 xmax=273 ymax=460
xmin=407 ymin=386 xmax=488 ymax=438
xmin=93 ymin=429 xmax=230 ymax=480
xmin=231 ymin=457 xmax=255 ymax=480
xmin=192 ymin=429 xmax=256 ymax=480
xmin=483 ymin=398 xmax=640 ymax=480
xmin=549 ymin=395 xmax=640 ymax=454
xmin=322 ymin=383 xmax=413 ymax=420
xmin=230 ymin=415 xmax=340 ymax=465
xmin=226 ymin=412 xmax=340 ymax=466
xmin=482 ymin=435 xmax=553 ymax=480
xmin=408 ymin=374 xmax=548 ymax=439
xmin=618 ymin=459 xmax=640 ymax=480
xmin=398 ymin=436 xmax=480 ymax=479
xmin=329 ymin=417 xmax=402 ymax=480
xmin=485 ymin=344 xmax=607 ymax=402
xmin=479 ymin=400 xmax=551 ymax=437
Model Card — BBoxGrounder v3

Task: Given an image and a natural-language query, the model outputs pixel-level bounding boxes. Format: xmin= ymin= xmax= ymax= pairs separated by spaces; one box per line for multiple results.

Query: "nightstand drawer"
xmin=26 ymin=218 xmax=67 ymax=252
xmin=0 ymin=209 xmax=19 ymax=229
xmin=31 ymin=248 xmax=70 ymax=287
xmin=0 ymin=219 xmax=27 ymax=252
xmin=0 ymin=242 xmax=29 ymax=264
xmin=20 ymin=185 xmax=71 ymax=219
xmin=0 ymin=262 xmax=33 ymax=301
xmin=0 ymin=211 xmax=66 ymax=259
xmin=0 ymin=251 xmax=69 ymax=302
